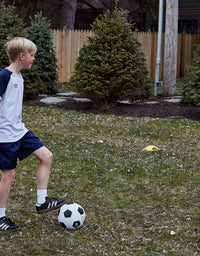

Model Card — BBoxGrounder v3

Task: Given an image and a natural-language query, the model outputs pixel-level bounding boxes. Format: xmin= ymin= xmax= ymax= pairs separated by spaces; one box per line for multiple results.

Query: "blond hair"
xmin=5 ymin=37 xmax=37 ymax=62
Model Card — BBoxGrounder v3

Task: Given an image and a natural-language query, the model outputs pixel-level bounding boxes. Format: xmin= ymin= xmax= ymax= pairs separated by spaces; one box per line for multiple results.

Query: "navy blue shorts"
xmin=0 ymin=131 xmax=43 ymax=170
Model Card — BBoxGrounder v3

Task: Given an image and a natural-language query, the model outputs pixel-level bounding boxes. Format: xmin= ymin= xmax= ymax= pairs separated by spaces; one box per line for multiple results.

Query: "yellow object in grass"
xmin=143 ymin=145 xmax=160 ymax=151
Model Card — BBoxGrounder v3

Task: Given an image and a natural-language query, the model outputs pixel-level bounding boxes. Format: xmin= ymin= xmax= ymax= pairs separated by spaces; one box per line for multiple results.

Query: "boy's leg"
xmin=32 ymin=146 xmax=53 ymax=191
xmin=0 ymin=169 xmax=21 ymax=231
xmin=32 ymin=146 xmax=66 ymax=213
xmin=0 ymin=169 xmax=15 ymax=209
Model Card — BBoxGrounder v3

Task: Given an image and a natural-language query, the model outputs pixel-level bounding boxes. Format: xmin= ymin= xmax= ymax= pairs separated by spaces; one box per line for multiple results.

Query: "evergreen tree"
xmin=0 ymin=2 xmax=25 ymax=70
xmin=182 ymin=44 xmax=200 ymax=105
xmin=24 ymin=12 xmax=58 ymax=99
xmin=70 ymin=7 xmax=152 ymax=106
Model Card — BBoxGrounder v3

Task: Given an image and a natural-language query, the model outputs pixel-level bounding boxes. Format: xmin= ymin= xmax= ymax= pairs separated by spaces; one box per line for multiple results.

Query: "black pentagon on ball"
xmin=78 ymin=207 xmax=84 ymax=215
xmin=64 ymin=209 xmax=72 ymax=218
xmin=73 ymin=221 xmax=81 ymax=228
xmin=60 ymin=222 xmax=66 ymax=228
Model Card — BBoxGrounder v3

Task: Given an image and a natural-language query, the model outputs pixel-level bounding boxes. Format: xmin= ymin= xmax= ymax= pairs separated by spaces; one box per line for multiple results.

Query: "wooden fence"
xmin=52 ymin=29 xmax=200 ymax=83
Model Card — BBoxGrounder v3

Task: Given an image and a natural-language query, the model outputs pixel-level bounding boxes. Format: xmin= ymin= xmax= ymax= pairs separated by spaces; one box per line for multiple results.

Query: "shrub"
xmin=70 ymin=9 xmax=152 ymax=106
xmin=182 ymin=44 xmax=200 ymax=105
xmin=0 ymin=2 xmax=25 ymax=70
xmin=23 ymin=12 xmax=58 ymax=99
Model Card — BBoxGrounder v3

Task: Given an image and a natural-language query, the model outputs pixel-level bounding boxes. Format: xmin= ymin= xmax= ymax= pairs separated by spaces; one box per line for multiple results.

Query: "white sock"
xmin=37 ymin=189 xmax=47 ymax=205
xmin=0 ymin=208 xmax=6 ymax=218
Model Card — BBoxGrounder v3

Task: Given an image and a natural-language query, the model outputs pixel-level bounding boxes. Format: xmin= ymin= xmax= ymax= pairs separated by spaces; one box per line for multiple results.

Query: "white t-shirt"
xmin=0 ymin=68 xmax=28 ymax=142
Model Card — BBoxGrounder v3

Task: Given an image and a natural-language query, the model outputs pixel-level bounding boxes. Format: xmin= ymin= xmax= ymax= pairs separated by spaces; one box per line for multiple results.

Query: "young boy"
xmin=0 ymin=37 xmax=66 ymax=231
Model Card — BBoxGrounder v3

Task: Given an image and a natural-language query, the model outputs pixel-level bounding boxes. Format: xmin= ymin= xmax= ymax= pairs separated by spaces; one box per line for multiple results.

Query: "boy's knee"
xmin=44 ymin=151 xmax=53 ymax=164
xmin=49 ymin=151 xmax=53 ymax=162
xmin=34 ymin=147 xmax=53 ymax=166
xmin=48 ymin=150 xmax=53 ymax=159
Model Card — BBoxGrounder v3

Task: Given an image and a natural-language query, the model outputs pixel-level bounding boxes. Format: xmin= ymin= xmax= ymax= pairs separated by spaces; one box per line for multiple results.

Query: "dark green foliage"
xmin=23 ymin=12 xmax=58 ymax=99
xmin=0 ymin=2 xmax=25 ymax=70
xmin=182 ymin=44 xmax=200 ymax=105
xmin=70 ymin=10 xmax=152 ymax=106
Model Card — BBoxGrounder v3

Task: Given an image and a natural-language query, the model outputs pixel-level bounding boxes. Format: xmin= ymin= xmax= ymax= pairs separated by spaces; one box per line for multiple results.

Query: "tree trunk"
xmin=163 ymin=0 xmax=178 ymax=96
xmin=61 ymin=0 xmax=77 ymax=30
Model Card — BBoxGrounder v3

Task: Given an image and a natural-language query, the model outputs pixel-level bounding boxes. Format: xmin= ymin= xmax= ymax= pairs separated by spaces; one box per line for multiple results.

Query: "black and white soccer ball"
xmin=58 ymin=203 xmax=86 ymax=230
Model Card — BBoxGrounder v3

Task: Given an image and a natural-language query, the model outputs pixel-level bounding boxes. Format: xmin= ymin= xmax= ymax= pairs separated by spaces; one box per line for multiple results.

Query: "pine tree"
xmin=70 ymin=7 xmax=152 ymax=106
xmin=23 ymin=12 xmax=58 ymax=99
xmin=0 ymin=2 xmax=25 ymax=70
xmin=182 ymin=44 xmax=200 ymax=105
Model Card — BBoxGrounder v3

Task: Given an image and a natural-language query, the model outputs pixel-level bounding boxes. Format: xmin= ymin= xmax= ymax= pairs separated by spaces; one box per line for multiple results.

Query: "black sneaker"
xmin=0 ymin=216 xmax=21 ymax=231
xmin=36 ymin=196 xmax=66 ymax=214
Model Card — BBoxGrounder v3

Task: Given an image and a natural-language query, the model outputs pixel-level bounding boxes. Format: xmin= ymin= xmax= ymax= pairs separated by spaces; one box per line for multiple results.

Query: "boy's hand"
xmin=0 ymin=96 xmax=2 ymax=101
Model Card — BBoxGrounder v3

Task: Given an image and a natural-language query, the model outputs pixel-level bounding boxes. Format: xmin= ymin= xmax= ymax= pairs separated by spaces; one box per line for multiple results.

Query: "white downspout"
xmin=154 ymin=0 xmax=164 ymax=96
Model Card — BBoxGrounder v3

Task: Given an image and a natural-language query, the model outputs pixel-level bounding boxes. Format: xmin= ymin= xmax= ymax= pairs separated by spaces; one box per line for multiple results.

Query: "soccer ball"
xmin=58 ymin=203 xmax=86 ymax=230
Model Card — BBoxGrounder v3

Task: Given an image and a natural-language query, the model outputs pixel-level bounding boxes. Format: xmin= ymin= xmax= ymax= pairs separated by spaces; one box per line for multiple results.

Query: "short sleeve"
xmin=0 ymin=69 xmax=12 ymax=97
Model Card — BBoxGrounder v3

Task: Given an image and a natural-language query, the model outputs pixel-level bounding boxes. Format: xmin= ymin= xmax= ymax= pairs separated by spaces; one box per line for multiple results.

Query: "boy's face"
xmin=20 ymin=52 xmax=35 ymax=70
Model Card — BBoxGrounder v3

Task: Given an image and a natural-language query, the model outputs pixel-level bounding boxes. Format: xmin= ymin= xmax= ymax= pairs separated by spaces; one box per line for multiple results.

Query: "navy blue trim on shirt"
xmin=0 ymin=69 xmax=12 ymax=97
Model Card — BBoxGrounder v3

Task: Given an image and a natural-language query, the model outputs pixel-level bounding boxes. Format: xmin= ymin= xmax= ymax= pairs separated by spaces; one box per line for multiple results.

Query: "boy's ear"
xmin=19 ymin=52 xmax=25 ymax=60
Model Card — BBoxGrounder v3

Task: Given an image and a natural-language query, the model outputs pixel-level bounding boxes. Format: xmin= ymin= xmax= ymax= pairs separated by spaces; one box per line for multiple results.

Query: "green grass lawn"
xmin=1 ymin=105 xmax=200 ymax=255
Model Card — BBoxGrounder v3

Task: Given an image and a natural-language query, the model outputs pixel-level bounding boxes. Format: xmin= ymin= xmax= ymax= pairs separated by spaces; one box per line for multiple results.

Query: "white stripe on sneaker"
xmin=47 ymin=201 xmax=58 ymax=209
xmin=0 ymin=223 xmax=9 ymax=230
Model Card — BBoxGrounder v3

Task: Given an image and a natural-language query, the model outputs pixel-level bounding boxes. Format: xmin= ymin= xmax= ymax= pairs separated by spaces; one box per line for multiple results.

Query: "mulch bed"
xmin=24 ymin=96 xmax=200 ymax=121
